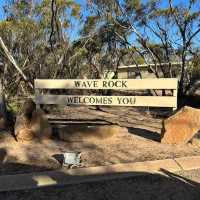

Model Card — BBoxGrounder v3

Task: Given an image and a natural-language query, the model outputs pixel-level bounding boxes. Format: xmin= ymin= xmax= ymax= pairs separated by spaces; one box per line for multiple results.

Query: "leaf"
xmin=63 ymin=19 xmax=70 ymax=28
xmin=71 ymin=4 xmax=81 ymax=17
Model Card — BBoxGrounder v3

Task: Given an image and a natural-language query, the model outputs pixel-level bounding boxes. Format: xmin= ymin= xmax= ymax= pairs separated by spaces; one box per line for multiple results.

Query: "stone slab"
xmin=2 ymin=155 xmax=200 ymax=192
xmin=0 ymin=158 xmax=182 ymax=192
xmin=175 ymin=156 xmax=200 ymax=171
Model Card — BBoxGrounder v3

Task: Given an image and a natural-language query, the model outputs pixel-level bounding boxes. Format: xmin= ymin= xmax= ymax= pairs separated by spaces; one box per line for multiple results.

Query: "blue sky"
xmin=0 ymin=0 xmax=5 ymax=20
xmin=0 ymin=0 xmax=199 ymax=44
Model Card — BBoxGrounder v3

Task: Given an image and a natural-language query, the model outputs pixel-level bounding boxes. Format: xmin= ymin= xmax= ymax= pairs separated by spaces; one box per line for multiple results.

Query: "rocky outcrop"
xmin=161 ymin=106 xmax=200 ymax=144
xmin=14 ymin=99 xmax=52 ymax=142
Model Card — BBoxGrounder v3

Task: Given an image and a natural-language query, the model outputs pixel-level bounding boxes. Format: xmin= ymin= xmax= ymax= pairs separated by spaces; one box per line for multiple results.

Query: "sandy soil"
xmin=0 ymin=123 xmax=200 ymax=175
xmin=0 ymin=106 xmax=200 ymax=175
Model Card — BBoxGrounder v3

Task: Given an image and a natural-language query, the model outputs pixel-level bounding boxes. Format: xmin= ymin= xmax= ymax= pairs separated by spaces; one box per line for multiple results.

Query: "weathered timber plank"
xmin=35 ymin=78 xmax=178 ymax=90
xmin=35 ymin=95 xmax=177 ymax=107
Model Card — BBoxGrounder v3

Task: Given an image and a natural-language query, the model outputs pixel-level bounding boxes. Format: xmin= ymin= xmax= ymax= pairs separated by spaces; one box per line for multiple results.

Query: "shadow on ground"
xmin=0 ymin=148 xmax=55 ymax=175
xmin=0 ymin=147 xmax=199 ymax=200
xmin=128 ymin=127 xmax=161 ymax=142
xmin=0 ymin=167 xmax=199 ymax=200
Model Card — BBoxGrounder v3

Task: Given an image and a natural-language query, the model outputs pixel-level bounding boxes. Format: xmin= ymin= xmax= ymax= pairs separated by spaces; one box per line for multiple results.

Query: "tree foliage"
xmin=0 ymin=0 xmax=200 ymax=97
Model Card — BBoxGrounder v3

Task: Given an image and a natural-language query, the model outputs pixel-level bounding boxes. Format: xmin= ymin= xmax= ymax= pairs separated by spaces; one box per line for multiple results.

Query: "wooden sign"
xmin=34 ymin=78 xmax=178 ymax=109
xmin=35 ymin=78 xmax=178 ymax=90
xmin=36 ymin=95 xmax=177 ymax=107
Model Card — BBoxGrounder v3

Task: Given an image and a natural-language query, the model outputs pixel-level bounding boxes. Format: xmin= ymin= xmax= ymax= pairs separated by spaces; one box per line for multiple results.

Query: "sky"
xmin=0 ymin=0 xmax=5 ymax=20
xmin=0 ymin=0 xmax=199 ymax=45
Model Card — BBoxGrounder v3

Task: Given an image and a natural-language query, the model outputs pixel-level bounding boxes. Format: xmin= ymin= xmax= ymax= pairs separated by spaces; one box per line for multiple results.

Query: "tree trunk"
xmin=0 ymin=80 xmax=7 ymax=130
xmin=179 ymin=53 xmax=186 ymax=96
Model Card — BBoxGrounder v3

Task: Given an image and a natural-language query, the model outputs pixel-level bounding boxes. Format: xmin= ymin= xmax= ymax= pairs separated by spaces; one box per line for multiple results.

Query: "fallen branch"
xmin=0 ymin=36 xmax=33 ymax=89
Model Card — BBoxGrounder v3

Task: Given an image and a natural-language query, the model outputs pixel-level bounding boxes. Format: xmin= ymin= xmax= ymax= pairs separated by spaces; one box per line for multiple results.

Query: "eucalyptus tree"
xmin=79 ymin=0 xmax=130 ymax=79
xmin=83 ymin=0 xmax=166 ymax=78
xmin=114 ymin=0 xmax=200 ymax=95
xmin=0 ymin=0 xmax=81 ymax=97
xmin=132 ymin=0 xmax=200 ymax=93
xmin=168 ymin=0 xmax=200 ymax=95
xmin=129 ymin=0 xmax=175 ymax=78
xmin=0 ymin=1 xmax=41 ymax=96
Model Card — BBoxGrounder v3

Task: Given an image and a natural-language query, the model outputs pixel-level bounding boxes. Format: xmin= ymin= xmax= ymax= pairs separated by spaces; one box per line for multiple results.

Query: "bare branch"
xmin=0 ymin=36 xmax=33 ymax=89
xmin=114 ymin=0 xmax=158 ymax=66
xmin=186 ymin=27 xmax=200 ymax=47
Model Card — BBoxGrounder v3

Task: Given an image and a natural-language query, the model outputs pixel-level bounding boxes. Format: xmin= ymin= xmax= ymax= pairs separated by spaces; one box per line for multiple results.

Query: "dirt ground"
xmin=0 ymin=106 xmax=200 ymax=199
xmin=0 ymin=106 xmax=200 ymax=175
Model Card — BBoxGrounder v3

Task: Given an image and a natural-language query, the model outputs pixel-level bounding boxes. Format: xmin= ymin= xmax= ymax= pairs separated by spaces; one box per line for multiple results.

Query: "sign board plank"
xmin=35 ymin=95 xmax=177 ymax=107
xmin=35 ymin=79 xmax=178 ymax=90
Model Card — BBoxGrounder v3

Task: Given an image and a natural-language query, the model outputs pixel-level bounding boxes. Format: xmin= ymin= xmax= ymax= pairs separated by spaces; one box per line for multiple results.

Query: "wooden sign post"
xmin=35 ymin=78 xmax=178 ymax=110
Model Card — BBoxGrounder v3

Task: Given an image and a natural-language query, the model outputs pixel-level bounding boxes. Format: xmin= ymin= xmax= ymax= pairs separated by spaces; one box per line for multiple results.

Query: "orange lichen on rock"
xmin=161 ymin=106 xmax=200 ymax=144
